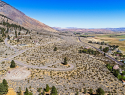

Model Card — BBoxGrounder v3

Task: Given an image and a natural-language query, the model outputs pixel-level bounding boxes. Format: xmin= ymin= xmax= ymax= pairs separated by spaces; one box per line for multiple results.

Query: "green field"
xmin=96 ymin=34 xmax=125 ymax=38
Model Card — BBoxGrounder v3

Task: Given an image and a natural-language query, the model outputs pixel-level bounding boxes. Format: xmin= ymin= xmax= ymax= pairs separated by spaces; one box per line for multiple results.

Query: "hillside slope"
xmin=0 ymin=1 xmax=57 ymax=32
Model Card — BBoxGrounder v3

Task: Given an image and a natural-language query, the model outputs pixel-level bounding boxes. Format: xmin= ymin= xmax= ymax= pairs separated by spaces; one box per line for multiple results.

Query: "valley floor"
xmin=0 ymin=31 xmax=125 ymax=95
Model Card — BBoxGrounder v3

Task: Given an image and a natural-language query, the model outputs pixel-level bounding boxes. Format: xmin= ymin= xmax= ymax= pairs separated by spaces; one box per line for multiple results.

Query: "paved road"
xmin=1 ymin=38 xmax=74 ymax=71
xmin=78 ymin=37 xmax=124 ymax=66
xmin=14 ymin=60 xmax=74 ymax=71
xmin=5 ymin=38 xmax=19 ymax=52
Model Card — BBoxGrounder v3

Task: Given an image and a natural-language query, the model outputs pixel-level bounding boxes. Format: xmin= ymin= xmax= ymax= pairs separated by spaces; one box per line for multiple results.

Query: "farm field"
xmin=85 ymin=33 xmax=125 ymax=54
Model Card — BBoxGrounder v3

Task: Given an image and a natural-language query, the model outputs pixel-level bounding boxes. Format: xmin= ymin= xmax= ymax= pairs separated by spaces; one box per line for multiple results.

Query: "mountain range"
xmin=53 ymin=27 xmax=125 ymax=33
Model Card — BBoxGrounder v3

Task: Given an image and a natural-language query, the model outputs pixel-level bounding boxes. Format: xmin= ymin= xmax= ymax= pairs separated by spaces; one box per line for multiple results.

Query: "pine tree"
xmin=17 ymin=39 xmax=19 ymax=42
xmin=2 ymin=79 xmax=8 ymax=93
xmin=18 ymin=87 xmax=22 ymax=95
xmin=0 ymin=83 xmax=6 ymax=95
xmin=51 ymin=86 xmax=57 ymax=95
xmin=43 ymin=90 xmax=45 ymax=95
xmin=76 ymin=91 xmax=79 ymax=95
xmin=25 ymin=88 xmax=29 ymax=95
xmin=64 ymin=57 xmax=67 ymax=65
xmin=37 ymin=88 xmax=42 ymax=93
xmin=18 ymin=32 xmax=21 ymax=35
xmin=84 ymin=88 xmax=87 ymax=94
xmin=96 ymin=87 xmax=105 ymax=95
xmin=10 ymin=60 xmax=16 ymax=68
xmin=8 ymin=35 xmax=10 ymax=40
xmin=46 ymin=84 xmax=49 ymax=92
xmin=54 ymin=47 xmax=57 ymax=51
xmin=104 ymin=53 xmax=106 ymax=56
xmin=89 ymin=89 xmax=93 ymax=95
xmin=2 ymin=79 xmax=8 ymax=88
xmin=15 ymin=30 xmax=17 ymax=38
xmin=29 ymin=92 xmax=33 ymax=95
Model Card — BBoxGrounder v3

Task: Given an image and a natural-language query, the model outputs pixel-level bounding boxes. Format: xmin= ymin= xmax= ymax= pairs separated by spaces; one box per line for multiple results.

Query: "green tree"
xmin=106 ymin=64 xmax=113 ymax=71
xmin=10 ymin=60 xmax=16 ymax=68
xmin=18 ymin=32 xmax=21 ymax=35
xmin=42 ymin=90 xmax=45 ymax=95
xmin=37 ymin=88 xmax=42 ymax=93
xmin=2 ymin=79 xmax=8 ymax=93
xmin=99 ymin=46 xmax=102 ymax=50
xmin=103 ymin=47 xmax=109 ymax=53
xmin=104 ymin=53 xmax=106 ymax=56
xmin=46 ymin=84 xmax=49 ymax=92
xmin=15 ymin=30 xmax=17 ymax=38
xmin=108 ymin=93 xmax=111 ymax=95
xmin=117 ymin=74 xmax=123 ymax=80
xmin=96 ymin=87 xmax=105 ymax=95
xmin=8 ymin=35 xmax=10 ymax=40
xmin=51 ymin=86 xmax=57 ymax=95
xmin=88 ymin=41 xmax=92 ymax=43
xmin=76 ymin=91 xmax=79 ymax=95
xmin=122 ymin=71 xmax=125 ymax=76
xmin=5 ymin=28 xmax=9 ymax=33
xmin=64 ymin=57 xmax=67 ymax=65
xmin=29 ymin=92 xmax=33 ymax=95
xmin=24 ymin=88 xmax=29 ymax=95
xmin=113 ymin=69 xmax=119 ymax=77
xmin=84 ymin=88 xmax=87 ymax=94
xmin=0 ymin=83 xmax=6 ymax=95
xmin=54 ymin=47 xmax=57 ymax=51
xmin=2 ymin=79 xmax=8 ymax=88
xmin=18 ymin=87 xmax=22 ymax=95
xmin=2 ymin=32 xmax=6 ymax=37
xmin=79 ymin=50 xmax=82 ymax=53
xmin=17 ymin=39 xmax=19 ymax=42
xmin=89 ymin=89 xmax=93 ymax=95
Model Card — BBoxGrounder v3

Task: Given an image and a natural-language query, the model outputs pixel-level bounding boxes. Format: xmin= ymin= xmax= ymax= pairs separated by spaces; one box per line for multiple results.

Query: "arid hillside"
xmin=0 ymin=1 xmax=57 ymax=32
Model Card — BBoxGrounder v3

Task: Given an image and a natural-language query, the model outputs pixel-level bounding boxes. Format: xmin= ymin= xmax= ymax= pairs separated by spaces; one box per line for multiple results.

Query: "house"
xmin=85 ymin=47 xmax=90 ymax=49
xmin=113 ymin=65 xmax=119 ymax=70
xmin=122 ymin=80 xmax=125 ymax=85
xmin=117 ymin=49 xmax=121 ymax=53
xmin=107 ymin=50 xmax=113 ymax=54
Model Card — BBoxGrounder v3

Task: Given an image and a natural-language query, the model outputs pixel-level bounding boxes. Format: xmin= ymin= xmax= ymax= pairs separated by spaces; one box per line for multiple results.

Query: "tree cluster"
xmin=0 ymin=21 xmax=29 ymax=31
xmin=103 ymin=47 xmax=109 ymax=53
xmin=108 ymin=45 xmax=119 ymax=50
xmin=79 ymin=48 xmax=99 ymax=55
xmin=37 ymin=84 xmax=58 ymax=95
xmin=88 ymin=41 xmax=107 ymax=45
xmin=106 ymin=64 xmax=125 ymax=81
xmin=24 ymin=88 xmax=33 ymax=95
xmin=83 ymin=87 xmax=105 ymax=95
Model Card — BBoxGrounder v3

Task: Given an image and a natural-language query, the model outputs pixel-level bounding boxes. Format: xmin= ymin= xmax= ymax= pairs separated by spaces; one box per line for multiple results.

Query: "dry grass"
xmin=6 ymin=88 xmax=16 ymax=95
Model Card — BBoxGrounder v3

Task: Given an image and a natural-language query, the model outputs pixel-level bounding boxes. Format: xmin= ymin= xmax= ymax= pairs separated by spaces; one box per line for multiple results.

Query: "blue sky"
xmin=3 ymin=0 xmax=125 ymax=28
